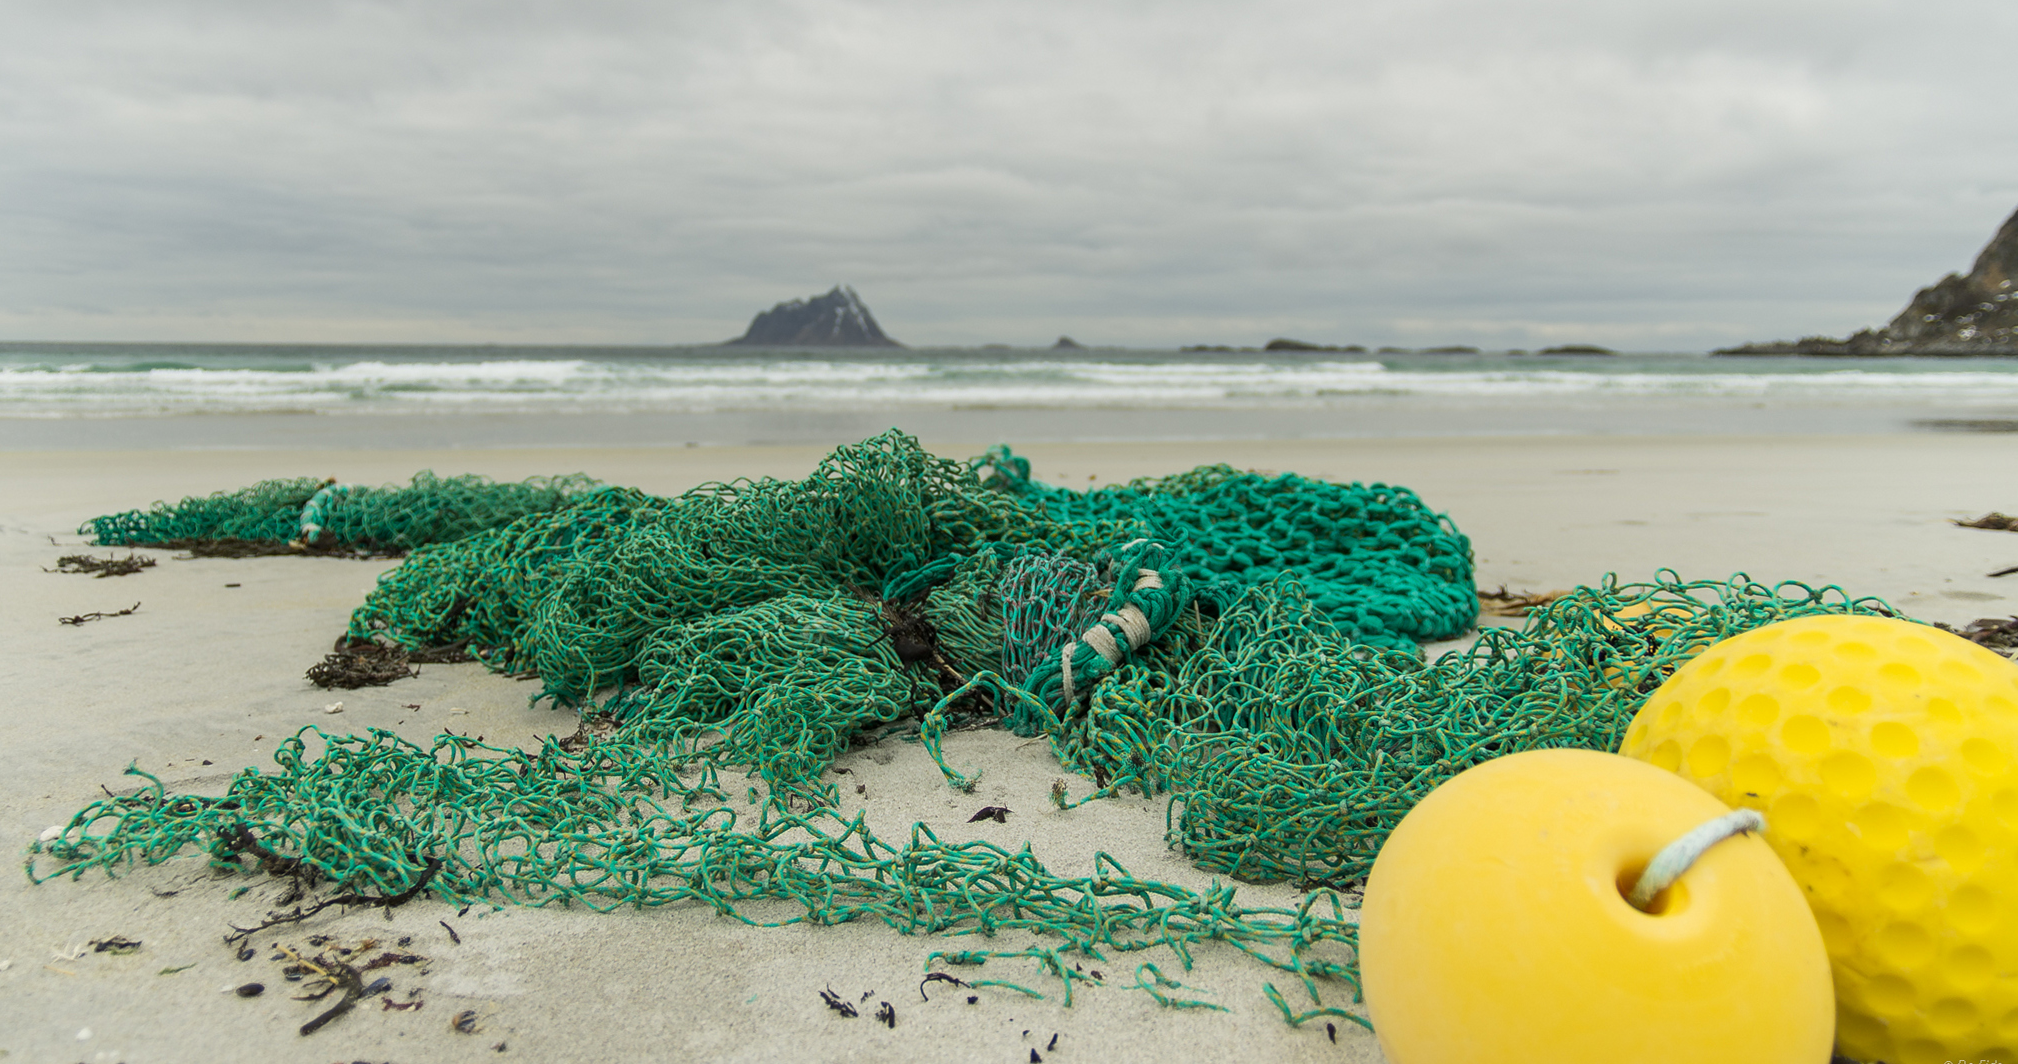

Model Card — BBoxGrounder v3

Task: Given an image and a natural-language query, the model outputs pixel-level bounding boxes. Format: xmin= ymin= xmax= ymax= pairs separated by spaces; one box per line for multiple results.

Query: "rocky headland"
xmin=727 ymin=286 xmax=901 ymax=347
xmin=1718 ymin=205 xmax=2018 ymax=356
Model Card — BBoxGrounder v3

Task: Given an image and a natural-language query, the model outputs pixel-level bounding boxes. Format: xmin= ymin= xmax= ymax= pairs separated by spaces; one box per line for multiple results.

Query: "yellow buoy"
xmin=1359 ymin=747 xmax=1834 ymax=1064
xmin=1621 ymin=614 xmax=2018 ymax=1064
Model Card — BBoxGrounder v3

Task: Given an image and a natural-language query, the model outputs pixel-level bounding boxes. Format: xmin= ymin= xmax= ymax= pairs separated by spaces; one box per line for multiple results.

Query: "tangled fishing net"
xmin=29 ymin=431 xmax=1896 ymax=1024
xmin=81 ymin=471 xmax=597 ymax=554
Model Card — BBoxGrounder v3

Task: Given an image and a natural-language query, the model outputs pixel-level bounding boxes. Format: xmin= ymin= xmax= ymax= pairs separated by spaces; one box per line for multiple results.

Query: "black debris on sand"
xmin=1939 ymin=616 xmax=2018 ymax=658
xmin=1957 ymin=512 xmax=2018 ymax=531
xmin=47 ymin=552 xmax=156 ymax=577
xmin=59 ymin=602 xmax=140 ymax=626
xmin=307 ymin=644 xmax=419 ymax=689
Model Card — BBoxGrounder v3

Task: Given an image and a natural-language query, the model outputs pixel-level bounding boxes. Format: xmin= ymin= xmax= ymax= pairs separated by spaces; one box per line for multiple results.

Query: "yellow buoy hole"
xmin=1615 ymin=862 xmax=1691 ymax=916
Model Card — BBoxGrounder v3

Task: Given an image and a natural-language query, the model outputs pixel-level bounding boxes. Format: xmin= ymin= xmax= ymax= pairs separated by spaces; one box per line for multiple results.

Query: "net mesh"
xmin=30 ymin=430 xmax=1896 ymax=1023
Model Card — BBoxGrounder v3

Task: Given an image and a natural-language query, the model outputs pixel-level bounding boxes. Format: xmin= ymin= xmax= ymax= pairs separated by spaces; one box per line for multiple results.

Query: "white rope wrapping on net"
xmin=1058 ymin=568 xmax=1162 ymax=705
xmin=1104 ymin=605 xmax=1152 ymax=650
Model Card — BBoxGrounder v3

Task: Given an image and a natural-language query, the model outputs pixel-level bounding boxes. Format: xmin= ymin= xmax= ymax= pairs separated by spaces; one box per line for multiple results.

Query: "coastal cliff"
xmin=727 ymin=286 xmax=902 ymax=347
xmin=1719 ymin=205 xmax=2018 ymax=356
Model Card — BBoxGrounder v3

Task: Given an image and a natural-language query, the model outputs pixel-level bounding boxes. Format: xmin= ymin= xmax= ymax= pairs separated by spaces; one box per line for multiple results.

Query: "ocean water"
xmin=9 ymin=342 xmax=2018 ymax=414
xmin=2 ymin=342 xmax=2015 ymax=448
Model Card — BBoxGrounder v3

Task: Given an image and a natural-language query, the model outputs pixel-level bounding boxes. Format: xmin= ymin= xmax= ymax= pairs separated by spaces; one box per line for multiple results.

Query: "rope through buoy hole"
xmin=1625 ymin=808 xmax=1767 ymax=912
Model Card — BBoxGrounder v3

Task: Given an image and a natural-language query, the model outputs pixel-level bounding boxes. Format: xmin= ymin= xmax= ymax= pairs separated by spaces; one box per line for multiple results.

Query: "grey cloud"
xmin=1 ymin=0 xmax=2014 ymax=347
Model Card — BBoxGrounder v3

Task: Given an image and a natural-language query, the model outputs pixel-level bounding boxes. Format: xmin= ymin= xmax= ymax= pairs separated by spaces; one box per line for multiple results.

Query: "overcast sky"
xmin=2 ymin=1 xmax=2013 ymax=350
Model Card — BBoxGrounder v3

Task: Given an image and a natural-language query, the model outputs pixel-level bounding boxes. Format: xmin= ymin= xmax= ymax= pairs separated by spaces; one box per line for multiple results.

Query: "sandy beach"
xmin=4 ymin=431 xmax=2016 ymax=1064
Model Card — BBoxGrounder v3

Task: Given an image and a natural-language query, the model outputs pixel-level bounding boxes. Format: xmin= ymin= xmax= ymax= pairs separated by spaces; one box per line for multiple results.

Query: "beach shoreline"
xmin=4 ymin=431 xmax=2015 ymax=1063
xmin=6 ymin=396 xmax=2018 ymax=452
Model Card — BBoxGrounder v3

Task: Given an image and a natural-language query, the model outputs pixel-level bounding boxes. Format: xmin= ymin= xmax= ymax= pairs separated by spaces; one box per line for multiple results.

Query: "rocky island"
xmin=1718 ymin=205 xmax=2018 ymax=356
xmin=1262 ymin=338 xmax=1368 ymax=353
xmin=726 ymin=286 xmax=901 ymax=347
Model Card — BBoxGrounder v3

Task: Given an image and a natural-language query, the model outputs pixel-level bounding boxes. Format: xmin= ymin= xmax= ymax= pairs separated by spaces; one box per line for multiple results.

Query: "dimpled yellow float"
xmin=1359 ymin=747 xmax=1834 ymax=1064
xmin=1621 ymin=614 xmax=2018 ymax=1064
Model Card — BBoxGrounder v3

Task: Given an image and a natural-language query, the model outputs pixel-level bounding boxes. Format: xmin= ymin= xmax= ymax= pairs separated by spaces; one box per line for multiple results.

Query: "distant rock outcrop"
xmin=1718 ymin=206 xmax=2018 ymax=356
xmin=1538 ymin=344 xmax=1616 ymax=356
xmin=1051 ymin=336 xmax=1085 ymax=350
xmin=1263 ymin=338 xmax=1369 ymax=353
xmin=727 ymin=286 xmax=901 ymax=347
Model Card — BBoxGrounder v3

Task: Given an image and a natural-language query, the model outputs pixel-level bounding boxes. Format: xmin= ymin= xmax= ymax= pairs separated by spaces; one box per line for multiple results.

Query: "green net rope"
xmin=31 ymin=430 xmax=1898 ymax=1022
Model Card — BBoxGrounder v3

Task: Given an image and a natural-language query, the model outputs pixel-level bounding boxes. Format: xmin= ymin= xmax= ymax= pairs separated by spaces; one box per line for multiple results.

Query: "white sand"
xmin=2 ymin=433 xmax=2014 ymax=1063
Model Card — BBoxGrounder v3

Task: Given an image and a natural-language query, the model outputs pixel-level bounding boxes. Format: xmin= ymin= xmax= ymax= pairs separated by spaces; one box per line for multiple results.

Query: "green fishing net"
xmin=30 ymin=430 xmax=1896 ymax=1025
xmin=80 ymin=470 xmax=597 ymax=552
xmin=974 ymin=445 xmax=1476 ymax=652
